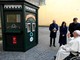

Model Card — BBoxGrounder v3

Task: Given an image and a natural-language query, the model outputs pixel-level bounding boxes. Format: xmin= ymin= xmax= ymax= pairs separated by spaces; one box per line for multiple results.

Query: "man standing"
xmin=49 ymin=20 xmax=58 ymax=47
xmin=69 ymin=17 xmax=80 ymax=37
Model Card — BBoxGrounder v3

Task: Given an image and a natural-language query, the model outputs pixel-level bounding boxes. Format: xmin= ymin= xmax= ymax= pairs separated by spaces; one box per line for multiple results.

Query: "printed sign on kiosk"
xmin=12 ymin=36 xmax=17 ymax=44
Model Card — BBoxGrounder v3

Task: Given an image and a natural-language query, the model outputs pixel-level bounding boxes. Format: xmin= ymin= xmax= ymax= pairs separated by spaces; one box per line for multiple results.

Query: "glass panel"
xmin=32 ymin=23 xmax=36 ymax=31
xmin=0 ymin=7 xmax=2 ymax=38
xmin=26 ymin=23 xmax=31 ymax=32
xmin=0 ymin=12 xmax=1 ymax=28
xmin=7 ymin=14 xmax=21 ymax=23
xmin=6 ymin=14 xmax=21 ymax=29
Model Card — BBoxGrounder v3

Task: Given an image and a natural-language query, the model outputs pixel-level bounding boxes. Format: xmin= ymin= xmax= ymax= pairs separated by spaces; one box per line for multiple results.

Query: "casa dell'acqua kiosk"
xmin=0 ymin=0 xmax=39 ymax=51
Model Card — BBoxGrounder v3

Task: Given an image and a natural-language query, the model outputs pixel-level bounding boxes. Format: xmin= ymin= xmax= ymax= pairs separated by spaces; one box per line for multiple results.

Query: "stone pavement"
xmin=0 ymin=27 xmax=60 ymax=60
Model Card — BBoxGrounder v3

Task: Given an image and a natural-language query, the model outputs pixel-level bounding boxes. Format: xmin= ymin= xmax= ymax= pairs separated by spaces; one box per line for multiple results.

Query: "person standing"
xmin=69 ymin=17 xmax=80 ymax=37
xmin=49 ymin=20 xmax=58 ymax=47
xmin=59 ymin=21 xmax=67 ymax=46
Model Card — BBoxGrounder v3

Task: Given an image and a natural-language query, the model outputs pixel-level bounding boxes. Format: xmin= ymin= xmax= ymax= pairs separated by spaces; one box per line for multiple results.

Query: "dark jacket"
xmin=59 ymin=26 xmax=67 ymax=45
xmin=49 ymin=23 xmax=58 ymax=38
xmin=69 ymin=23 xmax=80 ymax=37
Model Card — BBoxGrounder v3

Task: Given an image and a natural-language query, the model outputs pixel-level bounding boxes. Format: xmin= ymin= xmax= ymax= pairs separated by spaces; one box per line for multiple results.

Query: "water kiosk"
xmin=0 ymin=0 xmax=39 ymax=51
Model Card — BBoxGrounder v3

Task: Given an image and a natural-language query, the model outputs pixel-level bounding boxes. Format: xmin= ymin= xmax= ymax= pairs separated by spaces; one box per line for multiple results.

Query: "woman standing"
xmin=59 ymin=21 xmax=67 ymax=46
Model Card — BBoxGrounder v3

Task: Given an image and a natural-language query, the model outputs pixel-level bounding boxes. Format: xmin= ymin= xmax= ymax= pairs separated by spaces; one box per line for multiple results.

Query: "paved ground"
xmin=0 ymin=27 xmax=60 ymax=60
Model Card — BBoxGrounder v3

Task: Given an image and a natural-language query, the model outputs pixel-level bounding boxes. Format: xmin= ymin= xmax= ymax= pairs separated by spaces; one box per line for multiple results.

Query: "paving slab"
xmin=0 ymin=27 xmax=60 ymax=60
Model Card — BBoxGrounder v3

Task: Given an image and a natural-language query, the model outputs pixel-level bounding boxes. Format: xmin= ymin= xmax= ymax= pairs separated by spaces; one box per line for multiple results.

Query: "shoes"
xmin=49 ymin=45 xmax=56 ymax=47
xmin=53 ymin=45 xmax=56 ymax=47
xmin=49 ymin=45 xmax=52 ymax=47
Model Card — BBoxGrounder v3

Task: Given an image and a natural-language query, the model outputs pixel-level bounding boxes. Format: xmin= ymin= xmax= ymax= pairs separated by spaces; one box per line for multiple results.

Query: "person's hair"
xmin=61 ymin=21 xmax=66 ymax=27
xmin=73 ymin=17 xmax=78 ymax=21
xmin=53 ymin=20 xmax=55 ymax=23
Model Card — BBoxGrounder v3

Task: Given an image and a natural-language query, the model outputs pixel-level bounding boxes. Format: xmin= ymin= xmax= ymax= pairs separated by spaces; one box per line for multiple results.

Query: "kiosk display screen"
xmin=6 ymin=14 xmax=21 ymax=29
xmin=7 ymin=14 xmax=21 ymax=23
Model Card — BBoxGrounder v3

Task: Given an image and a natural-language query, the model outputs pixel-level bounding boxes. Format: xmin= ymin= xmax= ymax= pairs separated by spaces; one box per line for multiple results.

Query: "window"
xmin=32 ymin=23 xmax=36 ymax=31
xmin=7 ymin=14 xmax=21 ymax=23
xmin=6 ymin=14 xmax=21 ymax=29
xmin=26 ymin=23 xmax=31 ymax=32
xmin=0 ymin=12 xmax=1 ymax=28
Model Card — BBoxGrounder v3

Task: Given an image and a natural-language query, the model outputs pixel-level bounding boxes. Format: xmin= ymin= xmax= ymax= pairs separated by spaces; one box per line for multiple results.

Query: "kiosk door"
xmin=25 ymin=13 xmax=36 ymax=48
xmin=3 ymin=11 xmax=24 ymax=51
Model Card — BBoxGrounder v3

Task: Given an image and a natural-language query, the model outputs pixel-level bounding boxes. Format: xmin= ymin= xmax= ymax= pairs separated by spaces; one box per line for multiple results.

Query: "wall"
xmin=25 ymin=0 xmax=40 ymax=6
xmin=39 ymin=0 xmax=80 ymax=26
